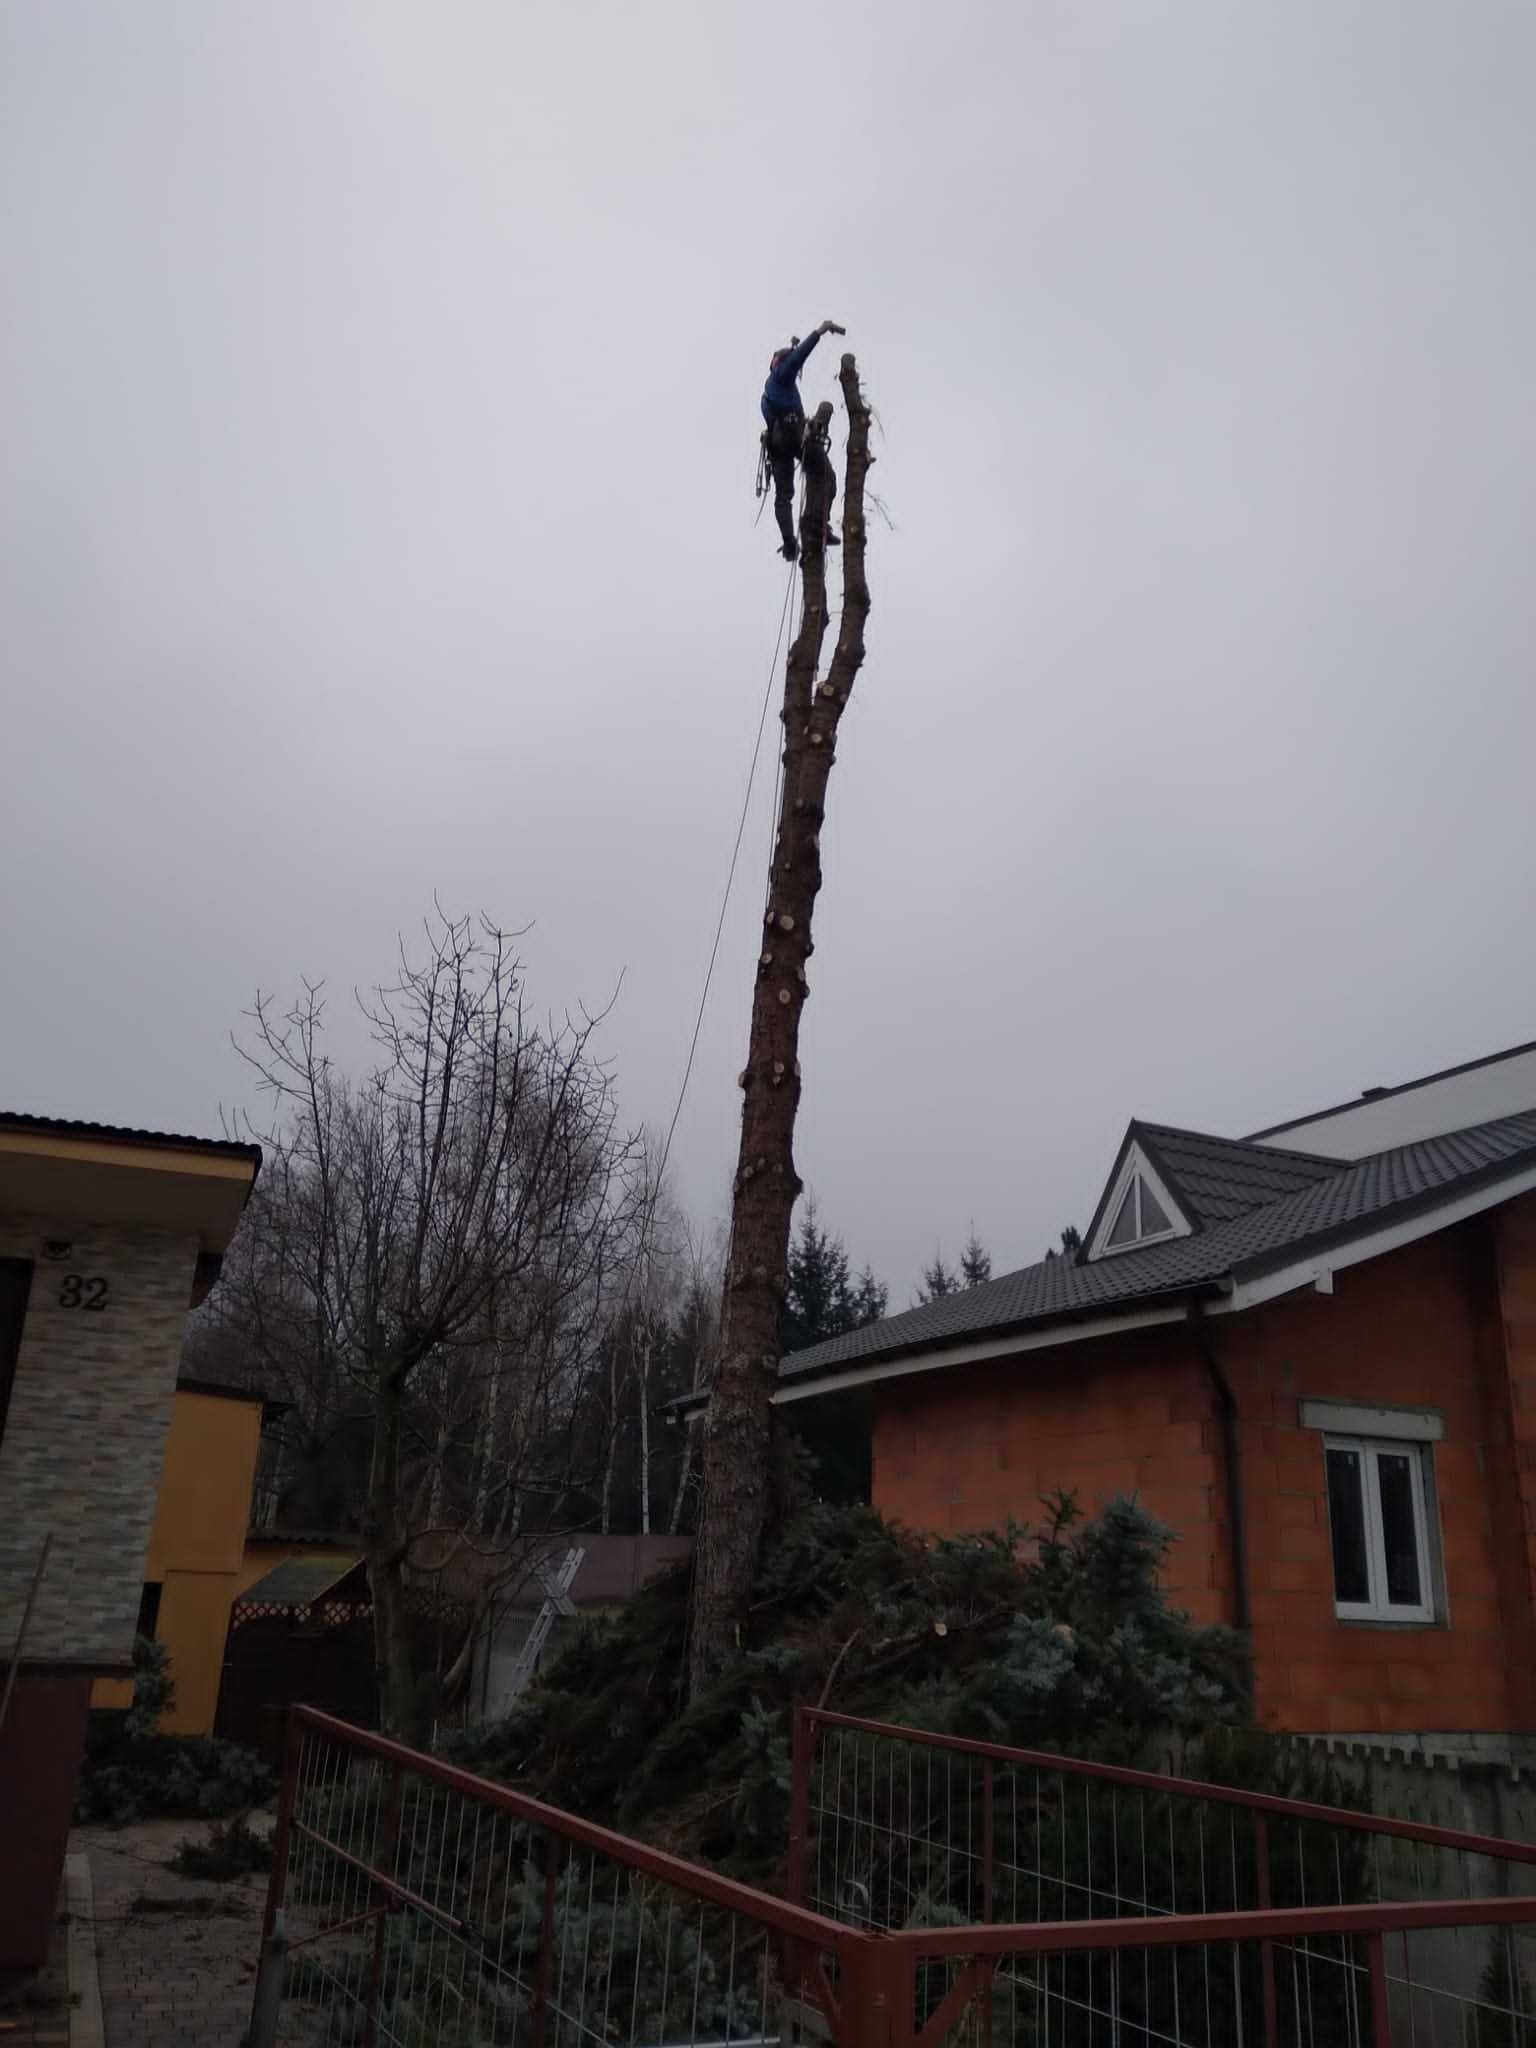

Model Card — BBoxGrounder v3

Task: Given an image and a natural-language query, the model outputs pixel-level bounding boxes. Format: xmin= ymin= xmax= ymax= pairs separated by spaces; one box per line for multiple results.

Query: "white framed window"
xmin=1105 ymin=1174 xmax=1174 ymax=1249
xmin=1322 ymin=1435 xmax=1436 ymax=1624
xmin=1086 ymin=1144 xmax=1190 ymax=1260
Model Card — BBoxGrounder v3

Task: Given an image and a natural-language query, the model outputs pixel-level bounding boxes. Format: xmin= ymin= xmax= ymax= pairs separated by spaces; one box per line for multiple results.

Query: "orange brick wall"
xmin=1212 ymin=1227 xmax=1516 ymax=1738
xmin=1491 ymin=1194 xmax=1536 ymax=1726
xmin=870 ymin=1217 xmax=1536 ymax=1742
xmin=871 ymin=1324 xmax=1231 ymax=1624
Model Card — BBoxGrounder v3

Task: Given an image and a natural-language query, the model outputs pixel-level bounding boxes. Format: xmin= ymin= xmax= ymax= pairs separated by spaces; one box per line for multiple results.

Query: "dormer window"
xmin=1105 ymin=1173 xmax=1174 ymax=1249
xmin=1085 ymin=1140 xmax=1192 ymax=1260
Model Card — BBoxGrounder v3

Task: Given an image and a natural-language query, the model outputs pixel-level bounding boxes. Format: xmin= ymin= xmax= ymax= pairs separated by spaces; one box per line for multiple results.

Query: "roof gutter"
xmin=1189 ymin=1302 xmax=1250 ymax=1636
xmin=1217 ymin=1148 xmax=1536 ymax=1316
xmin=670 ymin=1285 xmax=1230 ymax=1416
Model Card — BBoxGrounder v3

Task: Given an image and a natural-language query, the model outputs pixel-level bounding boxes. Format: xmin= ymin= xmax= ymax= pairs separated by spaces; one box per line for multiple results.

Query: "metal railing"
xmin=878 ymin=1894 xmax=1536 ymax=2048
xmin=250 ymin=1706 xmax=876 ymax=2048
xmin=250 ymin=1704 xmax=1536 ymax=2047
xmin=789 ymin=1708 xmax=1536 ymax=2048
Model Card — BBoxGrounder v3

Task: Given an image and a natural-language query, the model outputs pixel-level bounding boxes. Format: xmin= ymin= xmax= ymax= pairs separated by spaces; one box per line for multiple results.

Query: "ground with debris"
xmin=0 ymin=1933 xmax=71 ymax=2047
xmin=77 ymin=1818 xmax=267 ymax=2048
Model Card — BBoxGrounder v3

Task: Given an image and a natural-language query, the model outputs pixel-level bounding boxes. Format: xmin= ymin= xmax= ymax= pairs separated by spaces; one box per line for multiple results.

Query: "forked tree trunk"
xmin=688 ymin=356 xmax=873 ymax=1695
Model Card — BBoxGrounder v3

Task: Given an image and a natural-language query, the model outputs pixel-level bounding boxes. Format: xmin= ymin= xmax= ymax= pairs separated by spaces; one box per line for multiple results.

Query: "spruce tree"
xmin=849 ymin=1264 xmax=888 ymax=1326
xmin=781 ymin=1201 xmax=854 ymax=1352
xmin=917 ymin=1255 xmax=959 ymax=1304
xmin=960 ymin=1229 xmax=992 ymax=1288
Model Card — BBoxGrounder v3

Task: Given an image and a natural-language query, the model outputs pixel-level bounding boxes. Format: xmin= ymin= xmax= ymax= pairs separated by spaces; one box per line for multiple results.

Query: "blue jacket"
xmin=761 ymin=330 xmax=822 ymax=425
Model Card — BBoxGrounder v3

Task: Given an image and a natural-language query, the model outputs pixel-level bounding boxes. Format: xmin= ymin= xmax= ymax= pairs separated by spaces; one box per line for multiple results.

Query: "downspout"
xmin=1190 ymin=1303 xmax=1251 ymax=1634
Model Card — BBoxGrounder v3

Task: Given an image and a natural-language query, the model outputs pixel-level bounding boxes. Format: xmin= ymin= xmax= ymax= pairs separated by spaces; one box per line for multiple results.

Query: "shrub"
xmin=447 ymin=1495 xmax=1253 ymax=1878
xmin=76 ymin=1636 xmax=276 ymax=1826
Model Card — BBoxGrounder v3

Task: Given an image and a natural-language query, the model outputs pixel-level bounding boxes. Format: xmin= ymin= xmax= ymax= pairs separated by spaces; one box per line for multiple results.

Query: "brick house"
xmin=779 ymin=1041 xmax=1536 ymax=1764
xmin=0 ymin=1113 xmax=261 ymax=1969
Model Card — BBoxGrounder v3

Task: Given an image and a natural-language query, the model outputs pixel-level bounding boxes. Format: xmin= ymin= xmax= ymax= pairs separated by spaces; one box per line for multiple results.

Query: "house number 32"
xmin=58 ymin=1275 xmax=109 ymax=1311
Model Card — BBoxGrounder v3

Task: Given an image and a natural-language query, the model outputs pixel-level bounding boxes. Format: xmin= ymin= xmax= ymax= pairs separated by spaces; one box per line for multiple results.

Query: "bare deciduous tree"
xmin=228 ymin=910 xmax=643 ymax=1740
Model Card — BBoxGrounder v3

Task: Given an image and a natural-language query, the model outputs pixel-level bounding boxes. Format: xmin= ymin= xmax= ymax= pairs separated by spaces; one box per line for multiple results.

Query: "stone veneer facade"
xmin=0 ymin=1214 xmax=198 ymax=1672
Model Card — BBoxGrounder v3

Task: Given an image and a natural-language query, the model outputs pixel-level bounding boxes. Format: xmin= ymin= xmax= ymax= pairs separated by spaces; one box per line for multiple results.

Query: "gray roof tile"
xmin=782 ymin=1109 xmax=1536 ymax=1384
xmin=1136 ymin=1125 xmax=1338 ymax=1225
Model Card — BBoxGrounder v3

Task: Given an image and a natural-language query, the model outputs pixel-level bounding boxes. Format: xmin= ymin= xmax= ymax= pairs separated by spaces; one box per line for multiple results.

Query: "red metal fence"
xmin=789 ymin=1707 xmax=1536 ymax=2047
xmin=251 ymin=1704 xmax=1536 ymax=2048
xmin=250 ymin=1705 xmax=874 ymax=2048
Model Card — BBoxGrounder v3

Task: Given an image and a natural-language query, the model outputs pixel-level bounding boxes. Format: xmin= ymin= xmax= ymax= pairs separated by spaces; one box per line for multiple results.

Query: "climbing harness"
xmin=757 ymin=412 xmax=813 ymax=559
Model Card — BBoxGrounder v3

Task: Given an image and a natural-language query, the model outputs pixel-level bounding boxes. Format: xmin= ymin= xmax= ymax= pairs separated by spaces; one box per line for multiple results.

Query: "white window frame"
xmin=1322 ymin=1434 xmax=1436 ymax=1625
xmin=1085 ymin=1144 xmax=1190 ymax=1261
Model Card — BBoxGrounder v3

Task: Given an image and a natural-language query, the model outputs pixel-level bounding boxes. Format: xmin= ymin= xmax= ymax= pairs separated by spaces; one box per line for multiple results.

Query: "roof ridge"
xmin=1247 ymin=1035 xmax=1536 ymax=1141
xmin=779 ymin=1107 xmax=1536 ymax=1388
xmin=1354 ymin=1104 xmax=1536 ymax=1168
xmin=1134 ymin=1120 xmax=1344 ymax=1167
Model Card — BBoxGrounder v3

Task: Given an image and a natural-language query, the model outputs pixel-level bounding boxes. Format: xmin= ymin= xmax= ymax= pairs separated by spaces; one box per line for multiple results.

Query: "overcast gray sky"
xmin=4 ymin=1 xmax=1534 ymax=1299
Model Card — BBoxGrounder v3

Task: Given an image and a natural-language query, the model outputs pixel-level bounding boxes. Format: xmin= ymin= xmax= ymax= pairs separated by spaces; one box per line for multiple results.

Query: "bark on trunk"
xmin=668 ymin=1413 xmax=697 ymax=1535
xmin=473 ymin=1366 xmax=498 ymax=1534
xmin=636 ymin=1324 xmax=653 ymax=1536
xmin=599 ymin=1340 xmax=620 ymax=1535
xmin=366 ymin=1363 xmax=420 ymax=1741
xmin=688 ymin=359 xmax=873 ymax=1696
xmin=427 ymin=1379 xmax=447 ymax=1530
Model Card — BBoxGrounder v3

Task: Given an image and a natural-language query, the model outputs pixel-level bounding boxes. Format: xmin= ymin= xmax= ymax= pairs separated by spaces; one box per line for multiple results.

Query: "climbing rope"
xmin=762 ymin=476 xmax=804 ymax=909
xmin=643 ymin=556 xmax=799 ymax=1249
xmin=626 ymin=452 xmax=810 ymax=1321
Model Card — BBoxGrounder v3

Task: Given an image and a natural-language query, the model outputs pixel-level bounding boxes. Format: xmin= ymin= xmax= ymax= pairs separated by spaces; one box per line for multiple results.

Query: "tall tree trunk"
xmin=428 ymin=1371 xmax=447 ymax=1531
xmin=473 ymin=1364 xmax=499 ymax=1534
xmin=688 ymin=357 xmax=873 ymax=1696
xmin=599 ymin=1337 xmax=620 ymax=1535
xmin=668 ymin=1414 xmax=697 ymax=1535
xmin=494 ymin=1474 xmax=524 ymax=1542
xmin=637 ymin=1327 xmax=652 ymax=1536
xmin=366 ymin=1363 xmax=419 ymax=1740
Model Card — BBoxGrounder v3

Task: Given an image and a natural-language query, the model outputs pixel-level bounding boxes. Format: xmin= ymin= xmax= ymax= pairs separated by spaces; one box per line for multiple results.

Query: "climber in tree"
xmin=760 ymin=319 xmax=845 ymax=562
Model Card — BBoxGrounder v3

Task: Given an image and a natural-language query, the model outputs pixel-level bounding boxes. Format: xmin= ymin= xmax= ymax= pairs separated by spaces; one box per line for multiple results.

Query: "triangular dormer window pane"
xmin=1087 ymin=1142 xmax=1192 ymax=1261
xmin=1106 ymin=1184 xmax=1140 ymax=1247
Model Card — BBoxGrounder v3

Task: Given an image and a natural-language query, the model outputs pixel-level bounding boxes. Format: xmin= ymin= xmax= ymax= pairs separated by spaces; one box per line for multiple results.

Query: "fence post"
xmin=249 ymin=1711 xmax=303 ymax=2046
xmin=360 ymin=1760 xmax=405 ymax=2048
xmin=247 ymin=1909 xmax=289 ymax=2048
xmin=1364 ymin=1930 xmax=1391 ymax=2046
xmin=261 ymin=1708 xmax=303 ymax=1942
xmin=530 ymin=1827 xmax=562 ymax=2048
xmin=981 ymin=1760 xmax=995 ymax=2048
xmin=1253 ymin=1813 xmax=1279 ymax=2048
xmin=981 ymin=1759 xmax=995 ymax=1921
xmin=841 ymin=1933 xmax=903 ymax=2048
xmin=789 ymin=1704 xmax=817 ymax=1910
